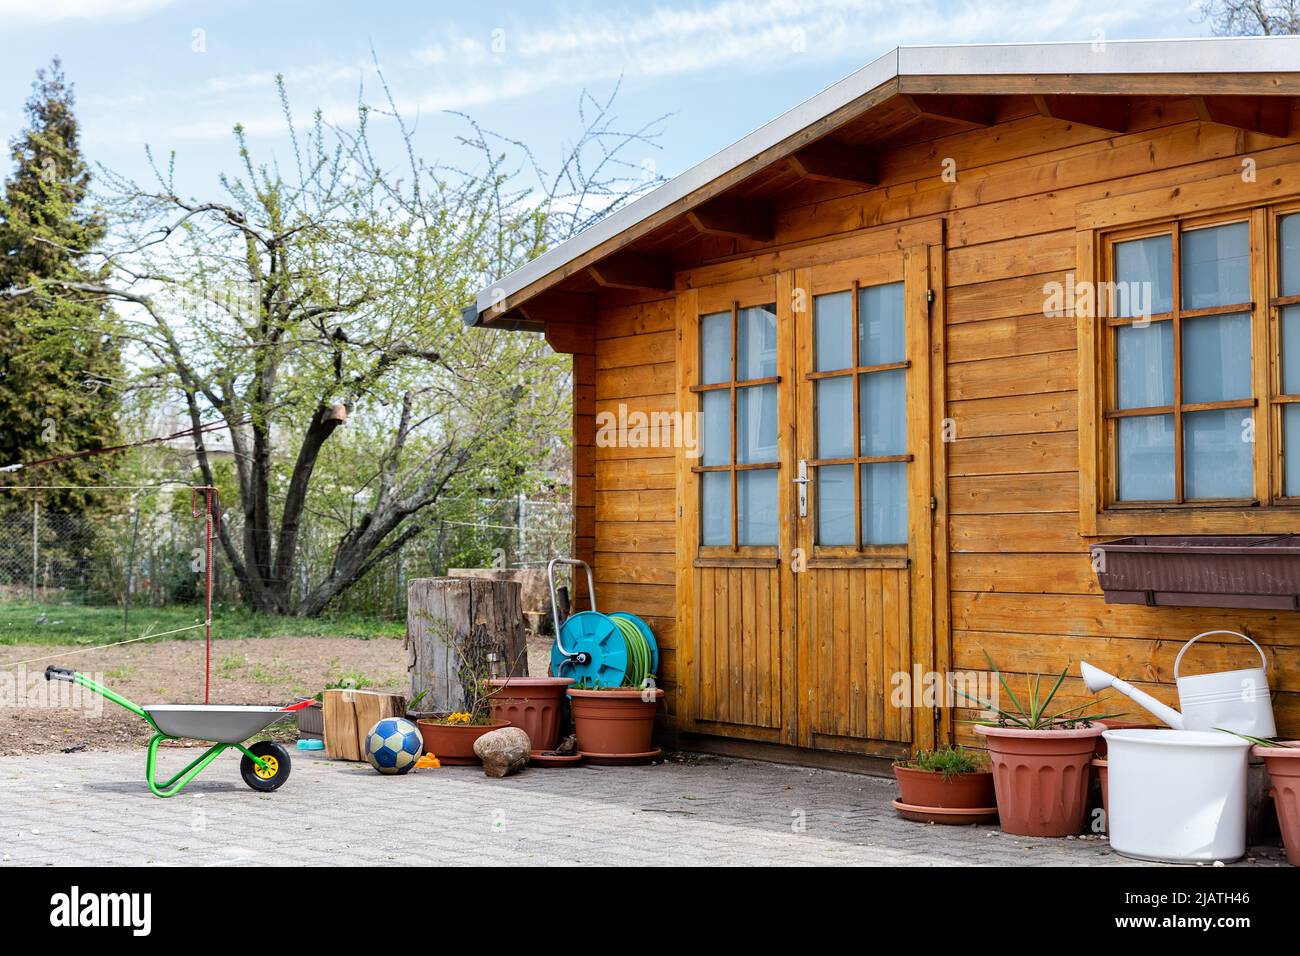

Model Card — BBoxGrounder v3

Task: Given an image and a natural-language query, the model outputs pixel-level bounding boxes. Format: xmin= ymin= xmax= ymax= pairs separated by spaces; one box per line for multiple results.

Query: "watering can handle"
xmin=1173 ymin=630 xmax=1268 ymax=680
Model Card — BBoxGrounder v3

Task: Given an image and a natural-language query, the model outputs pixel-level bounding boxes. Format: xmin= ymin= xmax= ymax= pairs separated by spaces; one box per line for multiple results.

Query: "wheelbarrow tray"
xmin=143 ymin=705 xmax=289 ymax=743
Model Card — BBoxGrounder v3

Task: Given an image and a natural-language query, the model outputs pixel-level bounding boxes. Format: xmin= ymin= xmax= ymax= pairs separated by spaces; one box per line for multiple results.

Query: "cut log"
xmin=323 ymin=688 xmax=406 ymax=761
xmin=406 ymin=577 xmax=528 ymax=715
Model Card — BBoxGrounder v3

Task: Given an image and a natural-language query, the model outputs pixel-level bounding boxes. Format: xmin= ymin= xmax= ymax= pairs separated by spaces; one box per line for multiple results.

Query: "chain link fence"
xmin=0 ymin=490 xmax=572 ymax=623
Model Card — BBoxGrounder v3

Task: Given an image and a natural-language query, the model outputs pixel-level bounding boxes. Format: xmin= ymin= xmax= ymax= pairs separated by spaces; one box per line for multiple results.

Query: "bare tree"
xmin=1199 ymin=0 xmax=1300 ymax=34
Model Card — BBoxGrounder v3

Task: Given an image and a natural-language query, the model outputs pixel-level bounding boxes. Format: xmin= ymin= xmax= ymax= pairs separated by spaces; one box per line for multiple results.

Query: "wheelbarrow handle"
xmin=45 ymin=665 xmax=76 ymax=682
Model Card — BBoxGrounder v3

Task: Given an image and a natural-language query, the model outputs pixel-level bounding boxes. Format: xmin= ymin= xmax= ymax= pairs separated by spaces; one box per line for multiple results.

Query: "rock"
xmin=474 ymin=727 xmax=531 ymax=778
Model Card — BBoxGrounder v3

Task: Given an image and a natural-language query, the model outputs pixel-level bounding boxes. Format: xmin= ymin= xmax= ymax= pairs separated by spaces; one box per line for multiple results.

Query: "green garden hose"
xmin=611 ymin=614 xmax=653 ymax=688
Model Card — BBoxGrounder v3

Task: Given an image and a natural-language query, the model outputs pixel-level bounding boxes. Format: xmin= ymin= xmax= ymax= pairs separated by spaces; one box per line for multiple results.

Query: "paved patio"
xmin=0 ymin=749 xmax=1289 ymax=866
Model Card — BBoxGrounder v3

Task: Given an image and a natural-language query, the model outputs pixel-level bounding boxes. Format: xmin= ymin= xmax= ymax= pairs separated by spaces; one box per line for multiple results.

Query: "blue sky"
xmin=1 ymin=0 xmax=1217 ymax=199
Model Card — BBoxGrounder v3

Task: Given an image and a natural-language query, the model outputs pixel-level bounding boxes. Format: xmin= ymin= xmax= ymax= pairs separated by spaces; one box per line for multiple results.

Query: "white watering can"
xmin=1079 ymin=630 xmax=1276 ymax=737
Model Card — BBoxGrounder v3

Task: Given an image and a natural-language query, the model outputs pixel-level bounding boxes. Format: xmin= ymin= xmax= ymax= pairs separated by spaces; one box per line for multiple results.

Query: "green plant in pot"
xmin=411 ymin=619 xmax=515 ymax=766
xmin=962 ymin=651 xmax=1120 ymax=838
xmin=568 ymin=676 xmax=664 ymax=759
xmin=892 ymin=745 xmax=996 ymax=825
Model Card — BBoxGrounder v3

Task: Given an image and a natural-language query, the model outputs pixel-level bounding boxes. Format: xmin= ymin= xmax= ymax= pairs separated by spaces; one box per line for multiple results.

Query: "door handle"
xmin=793 ymin=459 xmax=810 ymax=517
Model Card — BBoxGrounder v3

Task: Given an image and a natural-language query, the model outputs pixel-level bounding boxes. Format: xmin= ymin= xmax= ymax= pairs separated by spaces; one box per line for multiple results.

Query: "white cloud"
xmin=0 ymin=0 xmax=177 ymax=25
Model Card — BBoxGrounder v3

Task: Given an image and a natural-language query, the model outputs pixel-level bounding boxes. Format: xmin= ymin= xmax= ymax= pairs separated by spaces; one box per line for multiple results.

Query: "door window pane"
xmin=1117 ymin=414 xmax=1175 ymax=501
xmin=1116 ymin=320 xmax=1174 ymax=408
xmin=859 ymin=368 xmax=906 ymax=456
xmin=814 ymin=291 xmax=851 ymax=372
xmin=1182 ymin=312 xmax=1252 ymax=404
xmin=701 ymin=472 xmax=730 ymax=546
xmin=737 ymin=383 xmax=777 ymax=464
xmin=815 ymin=376 xmax=853 ymax=458
xmin=1281 ymin=213 xmax=1300 ymax=297
xmin=1286 ymin=405 xmax=1300 ymax=497
xmin=700 ymin=311 xmax=731 ymax=385
xmin=858 ymin=282 xmax=905 ymax=365
xmin=1184 ymin=408 xmax=1253 ymax=500
xmin=1114 ymin=235 xmax=1173 ymax=318
xmin=1181 ymin=222 xmax=1250 ymax=309
xmin=700 ymin=390 xmax=730 ymax=466
xmin=737 ymin=470 xmax=778 ymax=546
xmin=862 ymin=462 xmax=907 ymax=545
xmin=737 ymin=304 xmax=777 ymax=380
xmin=817 ymin=464 xmax=854 ymax=546
xmin=1283 ymin=305 xmax=1300 ymax=395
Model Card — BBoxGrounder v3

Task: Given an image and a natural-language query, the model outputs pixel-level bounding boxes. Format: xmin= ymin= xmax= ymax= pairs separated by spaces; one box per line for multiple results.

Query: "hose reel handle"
xmin=548 ymin=557 xmax=597 ymax=660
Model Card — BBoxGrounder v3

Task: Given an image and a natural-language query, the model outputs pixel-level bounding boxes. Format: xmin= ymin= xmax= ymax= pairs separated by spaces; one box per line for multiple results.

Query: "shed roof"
xmin=467 ymin=36 xmax=1300 ymax=331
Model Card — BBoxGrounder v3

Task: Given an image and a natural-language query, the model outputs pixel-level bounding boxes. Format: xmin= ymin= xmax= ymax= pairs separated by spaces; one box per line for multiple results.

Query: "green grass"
xmin=0 ymin=599 xmax=404 ymax=646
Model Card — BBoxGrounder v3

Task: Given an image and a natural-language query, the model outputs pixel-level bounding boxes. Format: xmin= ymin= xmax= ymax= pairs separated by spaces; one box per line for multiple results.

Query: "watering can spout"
xmin=1078 ymin=660 xmax=1185 ymax=730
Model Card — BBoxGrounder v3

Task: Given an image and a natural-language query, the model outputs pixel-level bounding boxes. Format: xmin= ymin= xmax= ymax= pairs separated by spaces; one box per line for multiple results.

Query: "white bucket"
xmin=1174 ymin=630 xmax=1276 ymax=736
xmin=1106 ymin=729 xmax=1250 ymax=863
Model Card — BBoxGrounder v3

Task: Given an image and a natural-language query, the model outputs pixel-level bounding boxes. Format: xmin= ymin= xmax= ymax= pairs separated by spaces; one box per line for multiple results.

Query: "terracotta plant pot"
xmin=892 ymin=764 xmax=996 ymax=809
xmin=1253 ymin=742 xmax=1300 ymax=866
xmin=569 ymin=687 xmax=663 ymax=755
xmin=415 ymin=719 xmax=510 ymax=766
xmin=486 ymin=677 xmax=574 ymax=752
xmin=975 ymin=723 xmax=1104 ymax=837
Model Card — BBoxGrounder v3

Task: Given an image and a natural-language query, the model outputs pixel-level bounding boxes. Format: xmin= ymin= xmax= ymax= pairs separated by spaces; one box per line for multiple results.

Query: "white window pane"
xmin=701 ymin=390 xmax=730 ymax=466
xmin=1286 ymin=405 xmax=1300 ymax=497
xmin=1184 ymin=409 xmax=1253 ymax=500
xmin=1116 ymin=320 xmax=1173 ymax=409
xmin=737 ymin=383 xmax=777 ymax=464
xmin=1283 ymin=305 xmax=1300 ymax=394
xmin=700 ymin=311 xmax=731 ymax=385
xmin=814 ymin=291 xmax=852 ymax=372
xmin=737 ymin=470 xmax=778 ymax=546
xmin=858 ymin=282 xmax=905 ymax=365
xmin=1117 ymin=414 xmax=1174 ymax=501
xmin=701 ymin=472 xmax=730 ymax=546
xmin=1181 ymin=222 xmax=1250 ymax=310
xmin=860 ymin=368 xmax=906 ymax=457
xmin=1283 ymin=214 xmax=1300 ymax=298
xmin=862 ymin=462 xmax=907 ymax=545
xmin=1114 ymin=235 xmax=1173 ymax=318
xmin=817 ymin=464 xmax=854 ymax=546
xmin=737 ymin=304 xmax=777 ymax=380
xmin=1182 ymin=312 xmax=1252 ymax=404
xmin=816 ymin=376 xmax=853 ymax=458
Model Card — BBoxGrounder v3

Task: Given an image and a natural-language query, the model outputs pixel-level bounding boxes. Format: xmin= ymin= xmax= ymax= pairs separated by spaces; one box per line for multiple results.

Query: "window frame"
xmin=1079 ymin=189 xmax=1300 ymax=536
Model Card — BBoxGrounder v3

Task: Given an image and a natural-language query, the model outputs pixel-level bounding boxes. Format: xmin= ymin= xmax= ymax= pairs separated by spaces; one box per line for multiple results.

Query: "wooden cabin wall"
xmin=562 ymin=94 xmax=1300 ymax=748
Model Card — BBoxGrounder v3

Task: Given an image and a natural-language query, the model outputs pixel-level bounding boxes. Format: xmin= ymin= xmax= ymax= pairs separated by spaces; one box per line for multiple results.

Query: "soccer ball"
xmin=364 ymin=717 xmax=424 ymax=775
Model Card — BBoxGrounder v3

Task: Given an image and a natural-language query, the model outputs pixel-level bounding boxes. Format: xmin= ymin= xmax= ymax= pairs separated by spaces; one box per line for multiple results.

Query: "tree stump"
xmin=405 ymin=577 xmax=528 ymax=714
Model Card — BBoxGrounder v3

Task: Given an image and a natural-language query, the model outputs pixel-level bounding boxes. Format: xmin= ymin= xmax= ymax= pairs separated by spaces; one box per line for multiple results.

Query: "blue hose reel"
xmin=548 ymin=558 xmax=659 ymax=687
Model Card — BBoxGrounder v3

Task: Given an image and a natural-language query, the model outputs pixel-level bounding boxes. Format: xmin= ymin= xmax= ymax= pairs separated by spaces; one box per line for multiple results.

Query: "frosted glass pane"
xmin=1181 ymin=222 xmax=1250 ymax=310
xmin=700 ymin=311 xmax=731 ymax=385
xmin=862 ymin=462 xmax=907 ymax=545
xmin=1114 ymin=234 xmax=1172 ymax=318
xmin=816 ymin=376 xmax=853 ymax=458
xmin=1116 ymin=320 xmax=1173 ymax=409
xmin=1282 ymin=214 xmax=1300 ymax=297
xmin=814 ymin=291 xmax=851 ymax=372
xmin=701 ymin=390 xmax=730 ymax=466
xmin=858 ymin=282 xmax=905 ymax=365
xmin=1182 ymin=312 xmax=1251 ymax=403
xmin=701 ymin=472 xmax=730 ymax=546
xmin=817 ymin=464 xmax=854 ymax=546
xmin=1283 ymin=305 xmax=1300 ymax=394
xmin=1286 ymin=405 xmax=1300 ymax=497
xmin=1117 ymin=414 xmax=1174 ymax=501
xmin=859 ymin=368 xmax=906 ymax=456
xmin=737 ymin=383 xmax=777 ymax=464
xmin=737 ymin=469 xmax=778 ymax=546
xmin=737 ymin=304 xmax=777 ymax=380
xmin=1184 ymin=409 xmax=1253 ymax=500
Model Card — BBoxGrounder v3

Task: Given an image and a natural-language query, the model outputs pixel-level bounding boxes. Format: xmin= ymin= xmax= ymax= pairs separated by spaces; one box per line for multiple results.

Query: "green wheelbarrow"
xmin=46 ymin=665 xmax=308 ymax=798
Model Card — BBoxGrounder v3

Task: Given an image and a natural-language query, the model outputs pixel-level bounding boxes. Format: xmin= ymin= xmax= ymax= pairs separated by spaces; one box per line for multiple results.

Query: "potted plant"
xmin=568 ymin=678 xmax=663 ymax=758
xmin=1244 ymin=737 xmax=1300 ymax=866
xmin=892 ymin=745 xmax=996 ymax=825
xmin=486 ymin=676 xmax=574 ymax=753
xmin=963 ymin=652 xmax=1119 ymax=837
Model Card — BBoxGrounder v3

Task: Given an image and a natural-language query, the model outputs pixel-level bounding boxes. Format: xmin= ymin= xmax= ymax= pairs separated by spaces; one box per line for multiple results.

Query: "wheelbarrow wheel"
xmin=240 ymin=741 xmax=291 ymax=792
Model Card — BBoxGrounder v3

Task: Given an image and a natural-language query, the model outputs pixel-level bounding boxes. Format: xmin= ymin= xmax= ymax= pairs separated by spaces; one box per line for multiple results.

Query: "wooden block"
xmin=323 ymin=688 xmax=406 ymax=761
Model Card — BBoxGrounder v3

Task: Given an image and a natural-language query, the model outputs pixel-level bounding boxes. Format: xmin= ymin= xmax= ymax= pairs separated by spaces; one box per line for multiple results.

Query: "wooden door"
xmin=792 ymin=246 xmax=936 ymax=756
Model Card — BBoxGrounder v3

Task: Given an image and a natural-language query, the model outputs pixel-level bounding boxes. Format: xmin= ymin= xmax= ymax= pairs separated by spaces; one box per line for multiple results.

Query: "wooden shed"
xmin=465 ymin=37 xmax=1300 ymax=771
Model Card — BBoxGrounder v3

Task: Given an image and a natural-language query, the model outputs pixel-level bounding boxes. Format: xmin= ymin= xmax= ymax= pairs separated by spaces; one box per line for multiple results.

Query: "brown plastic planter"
xmin=569 ymin=687 xmax=663 ymax=755
xmin=486 ymin=677 xmax=574 ymax=752
xmin=416 ymin=719 xmax=510 ymax=765
xmin=1090 ymin=535 xmax=1300 ymax=610
xmin=892 ymin=764 xmax=997 ymax=824
xmin=975 ymin=723 xmax=1103 ymax=837
xmin=1253 ymin=743 xmax=1300 ymax=866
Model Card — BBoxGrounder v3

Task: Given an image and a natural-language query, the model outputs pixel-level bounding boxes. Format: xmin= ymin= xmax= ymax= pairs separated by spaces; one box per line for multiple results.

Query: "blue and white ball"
xmin=364 ymin=717 xmax=424 ymax=775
